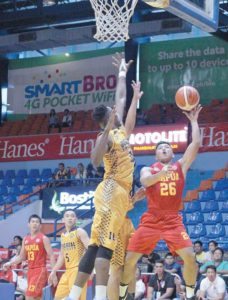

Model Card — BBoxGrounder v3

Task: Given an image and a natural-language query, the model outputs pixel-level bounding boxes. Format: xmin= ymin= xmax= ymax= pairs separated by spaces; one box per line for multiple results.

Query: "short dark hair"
xmin=155 ymin=141 xmax=171 ymax=150
xmin=208 ymin=240 xmax=218 ymax=247
xmin=194 ymin=240 xmax=203 ymax=247
xmin=213 ymin=247 xmax=224 ymax=256
xmin=155 ymin=259 xmax=165 ymax=265
xmin=92 ymin=105 xmax=108 ymax=123
xmin=165 ymin=252 xmax=173 ymax=258
xmin=206 ymin=265 xmax=216 ymax=273
xmin=28 ymin=214 xmax=42 ymax=223
xmin=13 ymin=236 xmax=23 ymax=243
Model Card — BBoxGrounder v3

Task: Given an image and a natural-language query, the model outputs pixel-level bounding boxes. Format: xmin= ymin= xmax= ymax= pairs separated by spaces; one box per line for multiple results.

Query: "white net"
xmin=89 ymin=0 xmax=138 ymax=42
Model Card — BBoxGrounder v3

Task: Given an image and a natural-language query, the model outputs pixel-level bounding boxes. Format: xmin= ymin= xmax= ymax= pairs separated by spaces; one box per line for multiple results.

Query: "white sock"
xmin=69 ymin=285 xmax=82 ymax=300
xmin=119 ymin=284 xmax=128 ymax=298
xmin=186 ymin=286 xmax=195 ymax=298
xmin=95 ymin=285 xmax=107 ymax=300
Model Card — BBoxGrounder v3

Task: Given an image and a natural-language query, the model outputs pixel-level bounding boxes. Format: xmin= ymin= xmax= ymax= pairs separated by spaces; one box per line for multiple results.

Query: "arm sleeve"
xmin=200 ymin=279 xmax=207 ymax=292
xmin=166 ymin=275 xmax=175 ymax=288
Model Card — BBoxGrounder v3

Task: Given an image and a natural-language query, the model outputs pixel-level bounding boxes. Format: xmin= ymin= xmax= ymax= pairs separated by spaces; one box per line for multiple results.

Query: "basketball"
xmin=175 ymin=86 xmax=200 ymax=111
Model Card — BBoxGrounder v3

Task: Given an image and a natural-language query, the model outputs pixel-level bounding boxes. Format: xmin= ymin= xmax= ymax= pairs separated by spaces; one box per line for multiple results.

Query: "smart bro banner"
xmin=139 ymin=36 xmax=228 ymax=109
xmin=8 ymin=48 xmax=123 ymax=114
xmin=0 ymin=123 xmax=227 ymax=162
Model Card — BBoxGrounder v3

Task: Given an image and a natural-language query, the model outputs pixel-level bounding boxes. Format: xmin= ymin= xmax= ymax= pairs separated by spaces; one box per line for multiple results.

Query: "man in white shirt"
xmin=135 ymin=267 xmax=146 ymax=300
xmin=198 ymin=265 xmax=228 ymax=300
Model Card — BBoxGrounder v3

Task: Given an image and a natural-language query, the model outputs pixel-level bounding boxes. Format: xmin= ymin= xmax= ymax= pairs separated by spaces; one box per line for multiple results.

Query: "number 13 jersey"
xmin=146 ymin=161 xmax=184 ymax=212
xmin=24 ymin=233 xmax=47 ymax=269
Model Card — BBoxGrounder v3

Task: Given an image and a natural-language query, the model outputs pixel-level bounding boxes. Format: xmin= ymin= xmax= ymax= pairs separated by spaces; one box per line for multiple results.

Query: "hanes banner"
xmin=0 ymin=123 xmax=226 ymax=162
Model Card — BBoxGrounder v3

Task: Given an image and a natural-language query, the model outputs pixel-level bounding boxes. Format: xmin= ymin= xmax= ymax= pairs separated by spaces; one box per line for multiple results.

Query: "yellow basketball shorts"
xmin=90 ymin=179 xmax=131 ymax=251
xmin=55 ymin=267 xmax=87 ymax=300
xmin=111 ymin=217 xmax=135 ymax=266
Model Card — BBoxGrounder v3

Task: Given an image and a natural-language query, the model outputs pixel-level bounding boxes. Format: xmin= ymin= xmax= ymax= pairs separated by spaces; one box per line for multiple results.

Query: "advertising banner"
xmin=0 ymin=123 xmax=226 ymax=162
xmin=140 ymin=36 xmax=228 ymax=109
xmin=42 ymin=186 xmax=95 ymax=219
xmin=8 ymin=48 xmax=123 ymax=114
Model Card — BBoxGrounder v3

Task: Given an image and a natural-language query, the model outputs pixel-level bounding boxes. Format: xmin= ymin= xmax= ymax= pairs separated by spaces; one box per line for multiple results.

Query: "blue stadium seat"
xmin=186 ymin=212 xmax=204 ymax=225
xmin=14 ymin=176 xmax=25 ymax=186
xmin=21 ymin=185 xmax=33 ymax=194
xmin=41 ymin=168 xmax=52 ymax=178
xmin=5 ymin=193 xmax=17 ymax=204
xmin=1 ymin=178 xmax=13 ymax=187
xmin=26 ymin=177 xmax=38 ymax=187
xmin=28 ymin=169 xmax=40 ymax=178
xmin=204 ymin=211 xmax=222 ymax=225
xmin=207 ymin=224 xmax=226 ymax=239
xmin=201 ymin=200 xmax=219 ymax=213
xmin=0 ymin=170 xmax=4 ymax=180
xmin=17 ymin=169 xmax=28 ymax=178
xmin=214 ymin=178 xmax=228 ymax=191
xmin=0 ymin=185 xmax=8 ymax=196
xmin=5 ymin=170 xmax=16 ymax=179
xmin=190 ymin=224 xmax=206 ymax=239
xmin=222 ymin=214 xmax=228 ymax=225
xmin=9 ymin=185 xmax=21 ymax=196
xmin=220 ymin=201 xmax=228 ymax=212
xmin=0 ymin=195 xmax=5 ymax=205
xmin=200 ymin=189 xmax=216 ymax=201
xmin=217 ymin=189 xmax=228 ymax=201
xmin=184 ymin=201 xmax=201 ymax=213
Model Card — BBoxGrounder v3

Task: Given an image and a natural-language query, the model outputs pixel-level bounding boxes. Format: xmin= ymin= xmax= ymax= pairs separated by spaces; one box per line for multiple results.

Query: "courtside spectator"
xmin=62 ymin=109 xmax=73 ymax=127
xmin=200 ymin=247 xmax=228 ymax=276
xmin=48 ymin=109 xmax=61 ymax=133
xmin=164 ymin=253 xmax=182 ymax=278
xmin=142 ymin=252 xmax=161 ymax=273
xmin=198 ymin=265 xmax=228 ymax=300
xmin=135 ymin=267 xmax=146 ymax=300
xmin=194 ymin=241 xmax=207 ymax=266
xmin=147 ymin=260 xmax=176 ymax=300
xmin=75 ymin=163 xmax=87 ymax=182
xmin=54 ymin=162 xmax=70 ymax=186
xmin=205 ymin=241 xmax=218 ymax=262
xmin=8 ymin=236 xmax=23 ymax=258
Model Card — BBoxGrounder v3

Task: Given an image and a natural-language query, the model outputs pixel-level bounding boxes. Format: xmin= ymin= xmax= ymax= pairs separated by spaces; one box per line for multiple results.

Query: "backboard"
xmin=144 ymin=0 xmax=219 ymax=32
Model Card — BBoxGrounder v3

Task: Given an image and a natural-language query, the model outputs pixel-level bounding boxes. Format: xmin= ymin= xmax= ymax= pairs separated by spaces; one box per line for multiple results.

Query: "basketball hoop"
xmin=89 ymin=0 xmax=138 ymax=42
xmin=143 ymin=0 xmax=169 ymax=8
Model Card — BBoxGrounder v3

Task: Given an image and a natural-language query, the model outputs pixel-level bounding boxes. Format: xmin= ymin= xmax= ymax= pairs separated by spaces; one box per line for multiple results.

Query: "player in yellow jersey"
xmin=67 ymin=53 xmax=143 ymax=300
xmin=108 ymin=187 xmax=146 ymax=300
xmin=48 ymin=209 xmax=89 ymax=300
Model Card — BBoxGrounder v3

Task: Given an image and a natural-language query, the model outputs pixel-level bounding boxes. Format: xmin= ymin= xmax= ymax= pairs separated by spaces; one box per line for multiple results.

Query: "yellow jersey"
xmin=61 ymin=227 xmax=85 ymax=269
xmin=103 ymin=126 xmax=135 ymax=189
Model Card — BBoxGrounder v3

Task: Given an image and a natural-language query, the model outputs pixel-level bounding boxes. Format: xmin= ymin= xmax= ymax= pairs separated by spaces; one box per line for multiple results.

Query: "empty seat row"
xmin=0 ymin=168 xmax=53 ymax=179
xmin=184 ymin=199 xmax=228 ymax=213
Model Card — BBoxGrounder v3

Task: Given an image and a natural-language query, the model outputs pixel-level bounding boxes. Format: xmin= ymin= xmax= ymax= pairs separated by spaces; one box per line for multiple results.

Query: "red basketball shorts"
xmin=26 ymin=266 xmax=48 ymax=298
xmin=127 ymin=211 xmax=192 ymax=254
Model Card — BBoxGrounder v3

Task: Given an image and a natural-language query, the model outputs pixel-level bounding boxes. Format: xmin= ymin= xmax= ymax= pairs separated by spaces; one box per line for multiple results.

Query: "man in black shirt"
xmin=147 ymin=260 xmax=176 ymax=300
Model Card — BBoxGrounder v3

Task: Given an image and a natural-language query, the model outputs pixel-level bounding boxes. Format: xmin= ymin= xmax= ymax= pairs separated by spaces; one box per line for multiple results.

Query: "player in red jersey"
xmin=4 ymin=214 xmax=55 ymax=300
xmin=120 ymin=105 xmax=202 ymax=300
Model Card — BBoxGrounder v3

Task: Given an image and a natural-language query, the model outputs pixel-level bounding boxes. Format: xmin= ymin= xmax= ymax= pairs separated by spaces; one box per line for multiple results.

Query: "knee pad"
xmin=79 ymin=245 xmax=98 ymax=274
xmin=96 ymin=245 xmax=113 ymax=260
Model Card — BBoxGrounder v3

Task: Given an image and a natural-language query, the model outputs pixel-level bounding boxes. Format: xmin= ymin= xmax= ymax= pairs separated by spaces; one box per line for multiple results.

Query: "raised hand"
xmin=112 ymin=52 xmax=133 ymax=72
xmin=183 ymin=104 xmax=202 ymax=122
xmin=131 ymin=80 xmax=144 ymax=102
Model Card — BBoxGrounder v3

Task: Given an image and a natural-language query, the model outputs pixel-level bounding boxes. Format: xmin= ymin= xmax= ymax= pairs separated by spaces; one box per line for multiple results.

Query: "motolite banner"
xmin=0 ymin=123 xmax=227 ymax=162
xmin=8 ymin=48 xmax=123 ymax=114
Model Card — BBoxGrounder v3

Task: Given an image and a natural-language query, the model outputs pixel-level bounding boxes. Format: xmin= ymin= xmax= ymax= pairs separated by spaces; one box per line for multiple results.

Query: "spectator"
xmin=200 ymin=247 xmax=228 ymax=275
xmin=198 ymin=265 xmax=228 ymax=300
xmin=164 ymin=253 xmax=182 ymax=279
xmin=62 ymin=109 xmax=73 ymax=127
xmin=142 ymin=252 xmax=161 ymax=273
xmin=86 ymin=163 xmax=95 ymax=179
xmin=48 ymin=109 xmax=61 ymax=133
xmin=174 ymin=276 xmax=186 ymax=300
xmin=205 ymin=241 xmax=218 ymax=262
xmin=94 ymin=166 xmax=104 ymax=179
xmin=135 ymin=267 xmax=146 ymax=300
xmin=147 ymin=259 xmax=176 ymax=300
xmin=54 ymin=163 xmax=70 ymax=186
xmin=75 ymin=163 xmax=87 ymax=182
xmin=136 ymin=109 xmax=147 ymax=125
xmin=8 ymin=235 xmax=23 ymax=258
xmin=194 ymin=241 xmax=207 ymax=266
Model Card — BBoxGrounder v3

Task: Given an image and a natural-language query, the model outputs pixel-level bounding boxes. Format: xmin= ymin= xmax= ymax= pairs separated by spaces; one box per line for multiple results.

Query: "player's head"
xmin=205 ymin=265 xmax=217 ymax=281
xmin=62 ymin=209 xmax=77 ymax=229
xmin=154 ymin=259 xmax=165 ymax=275
xmin=28 ymin=214 xmax=42 ymax=233
xmin=155 ymin=141 xmax=173 ymax=163
xmin=92 ymin=105 xmax=120 ymax=129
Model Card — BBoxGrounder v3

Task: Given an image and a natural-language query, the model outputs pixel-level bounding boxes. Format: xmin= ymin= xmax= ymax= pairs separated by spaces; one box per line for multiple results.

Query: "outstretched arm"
xmin=91 ymin=107 xmax=116 ymax=167
xmin=77 ymin=228 xmax=90 ymax=249
xmin=179 ymin=105 xmax=202 ymax=176
xmin=112 ymin=53 xmax=133 ymax=122
xmin=125 ymin=81 xmax=144 ymax=137
xmin=140 ymin=165 xmax=173 ymax=188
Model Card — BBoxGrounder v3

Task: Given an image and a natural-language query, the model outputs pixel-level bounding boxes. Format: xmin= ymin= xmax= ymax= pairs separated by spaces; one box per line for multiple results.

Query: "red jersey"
xmin=146 ymin=161 xmax=184 ymax=212
xmin=24 ymin=232 xmax=47 ymax=269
